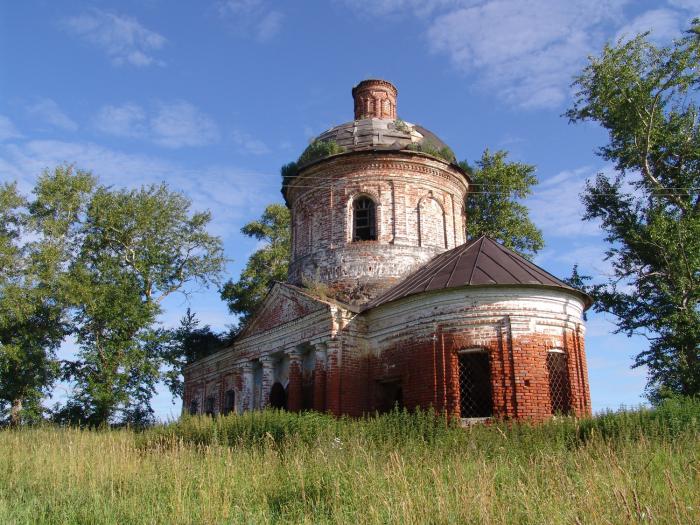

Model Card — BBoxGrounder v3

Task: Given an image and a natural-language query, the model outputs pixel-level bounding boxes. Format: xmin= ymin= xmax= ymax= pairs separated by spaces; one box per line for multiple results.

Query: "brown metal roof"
xmin=365 ymin=236 xmax=592 ymax=310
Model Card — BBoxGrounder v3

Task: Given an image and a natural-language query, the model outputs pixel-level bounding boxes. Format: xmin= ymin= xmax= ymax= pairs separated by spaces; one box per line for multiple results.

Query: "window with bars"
xmin=353 ymin=196 xmax=377 ymax=241
xmin=547 ymin=350 xmax=572 ymax=415
xmin=223 ymin=390 xmax=235 ymax=415
xmin=458 ymin=350 xmax=493 ymax=418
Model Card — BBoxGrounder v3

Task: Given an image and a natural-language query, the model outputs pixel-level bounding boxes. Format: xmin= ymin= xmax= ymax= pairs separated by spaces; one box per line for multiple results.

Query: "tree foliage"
xmin=0 ymin=166 xmax=225 ymax=426
xmin=161 ymin=309 xmax=228 ymax=400
xmin=0 ymin=167 xmax=95 ymax=426
xmin=220 ymin=204 xmax=290 ymax=325
xmin=64 ymin=183 xmax=225 ymax=425
xmin=460 ymin=150 xmax=544 ymax=259
xmin=566 ymin=22 xmax=700 ymax=401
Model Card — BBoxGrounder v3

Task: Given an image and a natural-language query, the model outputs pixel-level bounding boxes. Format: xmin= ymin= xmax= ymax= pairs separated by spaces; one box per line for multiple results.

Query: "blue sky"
xmin=2 ymin=0 xmax=698 ymax=419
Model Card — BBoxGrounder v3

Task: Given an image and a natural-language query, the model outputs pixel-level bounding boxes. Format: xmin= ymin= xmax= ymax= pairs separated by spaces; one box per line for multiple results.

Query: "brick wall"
xmin=286 ymin=151 xmax=469 ymax=304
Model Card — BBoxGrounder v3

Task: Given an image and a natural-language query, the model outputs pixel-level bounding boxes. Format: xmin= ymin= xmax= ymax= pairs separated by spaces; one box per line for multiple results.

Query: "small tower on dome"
xmin=352 ymin=79 xmax=397 ymax=120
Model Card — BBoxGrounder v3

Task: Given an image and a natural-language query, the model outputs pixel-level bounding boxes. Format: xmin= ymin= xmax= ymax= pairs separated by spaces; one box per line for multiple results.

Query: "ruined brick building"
xmin=183 ymin=79 xmax=592 ymax=422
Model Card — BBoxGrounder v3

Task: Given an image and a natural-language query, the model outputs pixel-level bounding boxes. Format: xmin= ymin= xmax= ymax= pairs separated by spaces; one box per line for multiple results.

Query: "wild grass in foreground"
xmin=0 ymin=398 xmax=698 ymax=524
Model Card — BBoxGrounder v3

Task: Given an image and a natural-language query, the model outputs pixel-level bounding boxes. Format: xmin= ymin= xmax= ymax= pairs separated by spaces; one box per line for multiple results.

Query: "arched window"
xmin=458 ymin=350 xmax=493 ymax=418
xmin=223 ymin=389 xmax=235 ymax=415
xmin=353 ymin=196 xmax=376 ymax=241
xmin=547 ymin=350 xmax=572 ymax=414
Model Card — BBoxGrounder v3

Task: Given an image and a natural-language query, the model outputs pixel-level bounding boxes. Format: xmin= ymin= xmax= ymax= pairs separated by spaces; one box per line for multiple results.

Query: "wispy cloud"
xmin=27 ymin=98 xmax=78 ymax=131
xmin=61 ymin=8 xmax=166 ymax=67
xmin=343 ymin=1 xmax=697 ymax=109
xmin=150 ymin=102 xmax=219 ymax=148
xmin=216 ymin=0 xmax=284 ymax=42
xmin=527 ymin=167 xmax=602 ymax=238
xmin=615 ymin=9 xmax=684 ymax=44
xmin=0 ymin=139 xmax=275 ymax=239
xmin=95 ymin=101 xmax=219 ymax=148
xmin=231 ymin=130 xmax=270 ymax=155
xmin=425 ymin=0 xmax=627 ymax=109
xmin=0 ymin=116 xmax=22 ymax=142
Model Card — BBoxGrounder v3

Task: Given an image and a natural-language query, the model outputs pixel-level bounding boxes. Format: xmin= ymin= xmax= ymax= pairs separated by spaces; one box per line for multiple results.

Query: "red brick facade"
xmin=183 ymin=79 xmax=592 ymax=422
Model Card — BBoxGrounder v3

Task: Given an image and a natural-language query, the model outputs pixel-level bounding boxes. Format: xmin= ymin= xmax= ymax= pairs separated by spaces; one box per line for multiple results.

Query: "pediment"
xmin=239 ymin=282 xmax=330 ymax=338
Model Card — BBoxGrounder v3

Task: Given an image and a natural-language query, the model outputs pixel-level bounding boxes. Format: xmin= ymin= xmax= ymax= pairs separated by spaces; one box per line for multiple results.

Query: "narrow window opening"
xmin=547 ymin=350 xmax=572 ymax=415
xmin=204 ymin=396 xmax=215 ymax=416
xmin=223 ymin=389 xmax=235 ymax=415
xmin=189 ymin=399 xmax=199 ymax=416
xmin=458 ymin=351 xmax=493 ymax=418
xmin=353 ymin=196 xmax=377 ymax=241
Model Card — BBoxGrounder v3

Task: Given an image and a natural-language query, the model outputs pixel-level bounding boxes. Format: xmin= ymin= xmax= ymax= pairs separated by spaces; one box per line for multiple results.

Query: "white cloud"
xmin=94 ymin=101 xmax=219 ymax=148
xmin=26 ymin=98 xmax=78 ymax=131
xmin=94 ymin=103 xmax=147 ymax=138
xmin=150 ymin=102 xmax=220 ymax=148
xmin=231 ymin=130 xmax=270 ymax=155
xmin=615 ymin=9 xmax=683 ymax=43
xmin=341 ymin=0 xmax=462 ymax=18
xmin=216 ymin=0 xmax=284 ymax=41
xmin=668 ymin=0 xmax=700 ymax=12
xmin=527 ymin=167 xmax=602 ymax=237
xmin=0 ymin=116 xmax=21 ymax=142
xmin=62 ymin=9 xmax=166 ymax=67
xmin=0 ymin=139 xmax=275 ymax=240
xmin=425 ymin=0 xmax=628 ymax=109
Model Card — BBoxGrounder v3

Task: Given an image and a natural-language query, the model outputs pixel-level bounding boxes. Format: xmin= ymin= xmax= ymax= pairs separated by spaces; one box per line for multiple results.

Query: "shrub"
xmin=406 ymin=141 xmax=456 ymax=162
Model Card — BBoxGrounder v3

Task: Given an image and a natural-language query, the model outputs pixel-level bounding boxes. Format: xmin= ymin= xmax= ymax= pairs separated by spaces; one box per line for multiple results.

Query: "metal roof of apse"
xmin=366 ymin=236 xmax=592 ymax=310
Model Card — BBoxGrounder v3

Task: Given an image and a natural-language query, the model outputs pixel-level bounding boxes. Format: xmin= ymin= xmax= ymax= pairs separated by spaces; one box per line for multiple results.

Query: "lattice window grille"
xmin=547 ymin=349 xmax=572 ymax=415
xmin=458 ymin=350 xmax=493 ymax=418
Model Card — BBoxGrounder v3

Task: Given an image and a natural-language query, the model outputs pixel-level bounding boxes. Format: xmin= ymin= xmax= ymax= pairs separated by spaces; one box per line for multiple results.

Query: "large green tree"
xmin=460 ymin=150 xmax=544 ymax=259
xmin=63 ymin=183 xmax=225 ymax=425
xmin=220 ymin=203 xmax=290 ymax=325
xmin=0 ymin=166 xmax=94 ymax=425
xmin=566 ymin=22 xmax=700 ymax=400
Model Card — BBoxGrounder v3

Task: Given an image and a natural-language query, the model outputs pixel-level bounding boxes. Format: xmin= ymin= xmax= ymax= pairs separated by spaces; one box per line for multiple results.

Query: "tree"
xmin=161 ymin=308 xmax=228 ymax=400
xmin=566 ymin=22 xmax=700 ymax=401
xmin=63 ymin=183 xmax=226 ymax=425
xmin=0 ymin=166 xmax=94 ymax=425
xmin=460 ymin=150 xmax=544 ymax=259
xmin=220 ymin=203 xmax=290 ymax=325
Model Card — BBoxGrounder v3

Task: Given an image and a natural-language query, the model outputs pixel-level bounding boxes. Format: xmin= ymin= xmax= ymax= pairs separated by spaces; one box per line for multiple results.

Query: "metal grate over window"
xmin=547 ymin=350 xmax=572 ymax=415
xmin=458 ymin=351 xmax=493 ymax=418
xmin=353 ymin=197 xmax=377 ymax=241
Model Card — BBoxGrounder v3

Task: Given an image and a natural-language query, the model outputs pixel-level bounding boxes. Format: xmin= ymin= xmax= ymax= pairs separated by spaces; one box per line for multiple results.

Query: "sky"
xmin=2 ymin=0 xmax=697 ymax=420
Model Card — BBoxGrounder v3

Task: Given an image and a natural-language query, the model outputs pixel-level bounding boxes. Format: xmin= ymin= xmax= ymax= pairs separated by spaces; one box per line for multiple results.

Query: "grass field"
xmin=1 ymin=399 xmax=698 ymax=524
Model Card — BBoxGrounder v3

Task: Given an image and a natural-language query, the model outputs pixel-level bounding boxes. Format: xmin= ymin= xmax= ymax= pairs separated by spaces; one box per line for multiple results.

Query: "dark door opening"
xmin=376 ymin=379 xmax=403 ymax=413
xmin=269 ymin=382 xmax=287 ymax=409
xmin=458 ymin=351 xmax=493 ymax=418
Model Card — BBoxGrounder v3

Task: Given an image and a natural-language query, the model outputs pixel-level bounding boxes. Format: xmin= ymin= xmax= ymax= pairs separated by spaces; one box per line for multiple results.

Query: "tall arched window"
xmin=458 ymin=350 xmax=493 ymax=418
xmin=547 ymin=349 xmax=572 ymax=415
xmin=353 ymin=196 xmax=376 ymax=241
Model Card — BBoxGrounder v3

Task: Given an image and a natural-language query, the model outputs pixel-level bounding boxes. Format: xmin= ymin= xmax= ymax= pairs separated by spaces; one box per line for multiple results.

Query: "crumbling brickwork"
xmin=287 ymin=151 xmax=469 ymax=304
xmin=183 ymin=78 xmax=592 ymax=423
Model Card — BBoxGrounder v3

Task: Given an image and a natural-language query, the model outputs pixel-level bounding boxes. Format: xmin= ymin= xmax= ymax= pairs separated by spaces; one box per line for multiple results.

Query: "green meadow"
xmin=1 ymin=398 xmax=698 ymax=524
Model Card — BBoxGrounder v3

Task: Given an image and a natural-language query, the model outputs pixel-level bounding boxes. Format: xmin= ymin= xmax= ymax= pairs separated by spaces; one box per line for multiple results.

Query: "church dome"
xmin=307 ymin=79 xmax=455 ymax=163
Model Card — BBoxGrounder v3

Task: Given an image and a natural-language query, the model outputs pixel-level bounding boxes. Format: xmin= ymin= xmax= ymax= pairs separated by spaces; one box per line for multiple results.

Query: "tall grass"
xmin=1 ymin=398 xmax=698 ymax=524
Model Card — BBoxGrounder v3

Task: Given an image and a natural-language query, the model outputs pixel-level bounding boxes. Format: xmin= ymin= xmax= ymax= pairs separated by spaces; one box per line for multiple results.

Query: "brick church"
xmin=183 ymin=79 xmax=592 ymax=422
